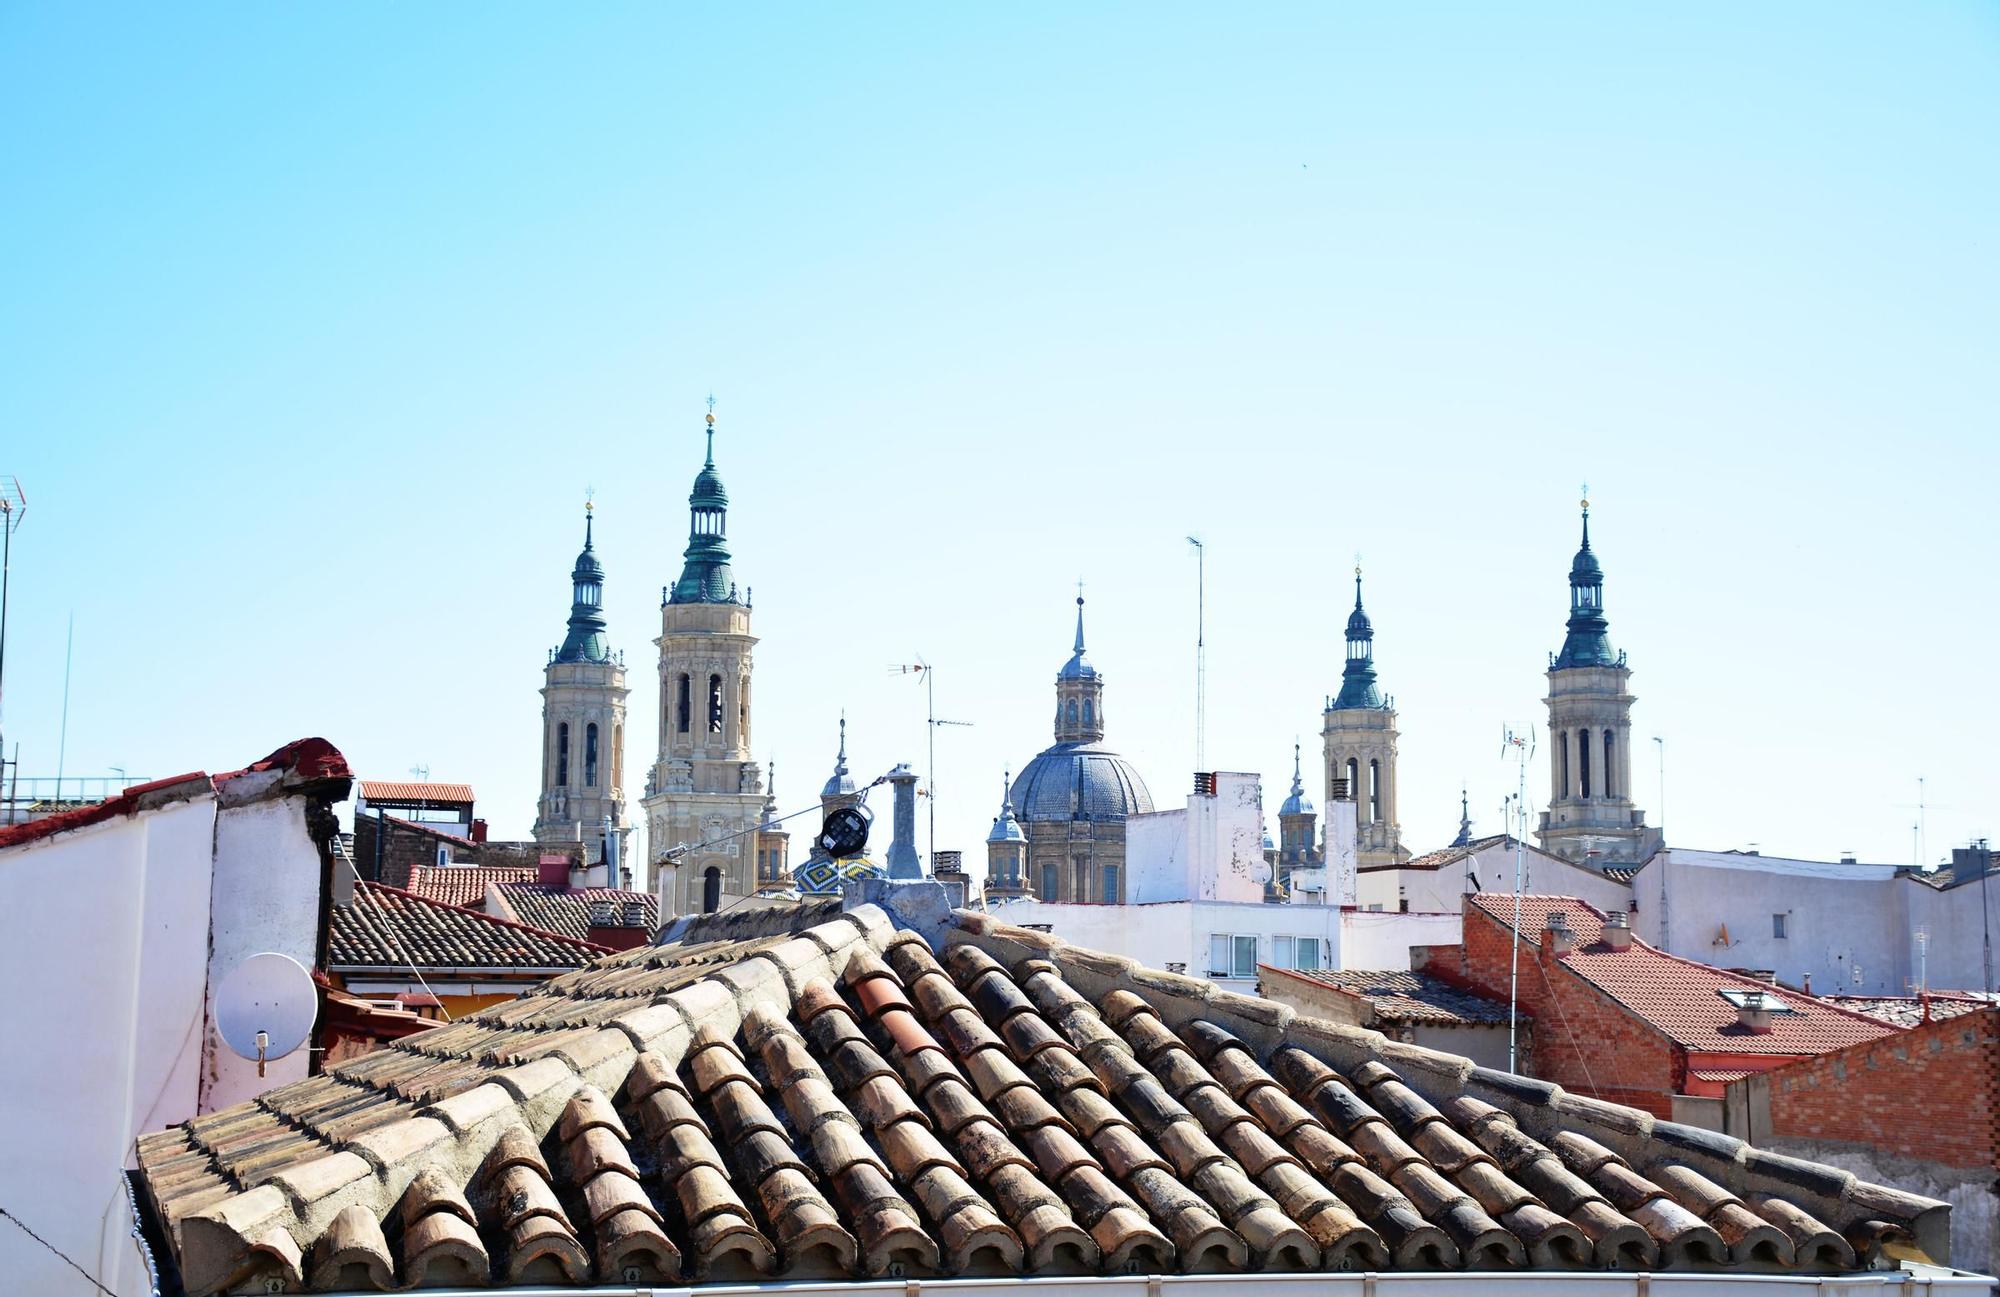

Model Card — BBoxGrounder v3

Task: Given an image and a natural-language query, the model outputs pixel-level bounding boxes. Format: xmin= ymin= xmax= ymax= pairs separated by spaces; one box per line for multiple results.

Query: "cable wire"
xmin=334 ymin=834 xmax=455 ymax=1023
xmin=0 ymin=1203 xmax=117 ymax=1296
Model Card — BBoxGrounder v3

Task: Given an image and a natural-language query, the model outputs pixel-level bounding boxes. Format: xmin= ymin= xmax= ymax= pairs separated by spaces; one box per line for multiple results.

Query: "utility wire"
xmin=659 ymin=774 xmax=893 ymax=924
xmin=334 ymin=834 xmax=455 ymax=1023
xmin=0 ymin=1203 xmax=117 ymax=1297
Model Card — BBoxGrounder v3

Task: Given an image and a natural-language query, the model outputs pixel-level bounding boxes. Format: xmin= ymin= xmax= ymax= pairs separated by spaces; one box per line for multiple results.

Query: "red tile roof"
xmin=404 ymin=863 xmax=535 ymax=908
xmin=1468 ymin=894 xmax=1896 ymax=1056
xmin=359 ymin=780 xmax=475 ymax=804
xmin=1261 ymin=965 xmax=1522 ymax=1025
xmin=134 ymin=904 xmax=1947 ymax=1294
xmin=493 ymin=882 xmax=657 ymax=942
xmin=329 ymin=883 xmax=608 ymax=971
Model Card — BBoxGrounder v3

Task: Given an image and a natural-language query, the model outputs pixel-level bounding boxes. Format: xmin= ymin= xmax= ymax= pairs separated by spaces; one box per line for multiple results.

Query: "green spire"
xmin=1552 ymin=492 xmax=1621 ymax=669
xmin=1330 ymin=565 xmax=1384 ymax=710
xmin=670 ymin=400 xmax=737 ymax=604
xmin=555 ymin=501 xmax=611 ymax=663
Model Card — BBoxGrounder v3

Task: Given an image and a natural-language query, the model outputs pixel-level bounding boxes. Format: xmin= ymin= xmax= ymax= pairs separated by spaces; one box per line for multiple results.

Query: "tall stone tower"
xmin=1537 ymin=497 xmax=1660 ymax=866
xmin=533 ymin=503 xmax=631 ymax=859
xmin=641 ymin=405 xmax=769 ymax=917
xmin=1322 ymin=568 xmax=1408 ymax=871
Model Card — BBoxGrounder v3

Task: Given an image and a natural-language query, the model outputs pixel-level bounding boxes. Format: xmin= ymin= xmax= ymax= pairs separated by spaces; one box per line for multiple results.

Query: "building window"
xmin=556 ymin=723 xmax=570 ymax=787
xmin=1368 ymin=760 xmax=1381 ymax=822
xmin=585 ymin=723 xmax=599 ymax=787
xmin=1558 ymin=731 xmax=1569 ymax=798
xmin=1603 ymin=730 xmax=1615 ymax=798
xmin=1083 ymin=699 xmax=1094 ymax=728
xmin=1273 ymin=936 xmax=1326 ymax=971
xmin=676 ymin=674 xmax=691 ymax=733
xmin=1071 ymin=855 xmax=1090 ymax=901
xmin=1039 ymin=861 xmax=1058 ymax=900
xmin=1773 ymin=913 xmax=1788 ymax=939
xmin=612 ymin=724 xmax=623 ymax=791
xmin=702 ymin=866 xmax=721 ymax=914
xmin=738 ymin=676 xmax=749 ymax=743
xmin=1365 ymin=903 xmax=1384 ymax=912
xmin=1100 ymin=864 xmax=1120 ymax=904
xmin=1207 ymin=934 xmax=1258 ymax=979
xmin=1065 ymin=699 xmax=1079 ymax=728
xmin=1346 ymin=758 xmax=1358 ymax=803
xmin=708 ymin=674 xmax=724 ymax=733
xmin=1578 ymin=728 xmax=1592 ymax=799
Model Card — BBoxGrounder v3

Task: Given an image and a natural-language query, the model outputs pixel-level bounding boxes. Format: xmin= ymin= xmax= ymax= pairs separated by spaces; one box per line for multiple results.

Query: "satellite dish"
xmin=215 ymin=952 xmax=317 ymax=1063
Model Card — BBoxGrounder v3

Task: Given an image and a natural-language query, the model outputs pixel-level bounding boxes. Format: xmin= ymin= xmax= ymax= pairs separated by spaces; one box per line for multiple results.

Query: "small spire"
xmin=704 ymin=395 xmax=717 ymax=468
xmin=1579 ymin=482 xmax=1591 ymax=548
xmin=1001 ymin=768 xmax=1013 ymax=812
xmin=837 ymin=713 xmax=847 ymax=765
xmin=1074 ymin=580 xmax=1086 ymax=653
xmin=1354 ymin=559 xmax=1364 ymax=610
xmin=583 ymin=491 xmax=595 ymax=548
xmin=1291 ymin=740 xmax=1304 ymax=796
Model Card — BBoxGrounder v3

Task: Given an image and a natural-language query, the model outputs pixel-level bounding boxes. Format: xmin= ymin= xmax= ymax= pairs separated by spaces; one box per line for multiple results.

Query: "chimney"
xmin=1542 ymin=911 xmax=1576 ymax=956
xmin=470 ymin=818 xmax=489 ymax=844
xmin=538 ymin=853 xmax=570 ymax=887
xmin=1736 ymin=991 xmax=1777 ymax=1034
xmin=1838 ymin=852 xmax=1857 ymax=865
xmin=885 ymin=765 xmax=921 ymax=880
xmin=587 ymin=898 xmax=650 ymax=951
xmin=1802 ymin=973 xmax=1812 ymax=995
xmin=1330 ymin=776 xmax=1351 ymax=801
xmin=1602 ymin=909 xmax=1633 ymax=951
xmin=1194 ymin=772 xmax=1217 ymax=797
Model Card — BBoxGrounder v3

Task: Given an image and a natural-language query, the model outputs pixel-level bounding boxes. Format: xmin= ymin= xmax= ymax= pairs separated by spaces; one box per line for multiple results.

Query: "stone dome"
xmin=1010 ymin=742 xmax=1154 ymax=823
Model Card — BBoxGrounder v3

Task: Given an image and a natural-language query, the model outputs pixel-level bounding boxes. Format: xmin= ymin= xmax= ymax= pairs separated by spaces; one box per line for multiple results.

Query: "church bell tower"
xmin=1321 ymin=567 xmax=1408 ymax=872
xmin=533 ymin=502 xmax=630 ymax=860
xmin=641 ymin=402 xmax=769 ymax=917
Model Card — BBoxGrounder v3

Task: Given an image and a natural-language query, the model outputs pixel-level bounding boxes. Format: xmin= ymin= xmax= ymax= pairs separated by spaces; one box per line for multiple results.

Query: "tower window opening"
xmin=1346 ymin=758 xmax=1359 ymax=804
xmin=1083 ymin=699 xmax=1094 ymax=728
xmin=574 ymin=580 xmax=598 ymax=606
xmin=612 ymin=724 xmax=623 ymax=791
xmin=1579 ymin=728 xmax=1592 ymax=799
xmin=1071 ymin=855 xmax=1090 ymax=902
xmin=1039 ymin=860 xmax=1059 ymax=901
xmin=1369 ymin=759 xmax=1381 ymax=823
xmin=708 ymin=674 xmax=724 ymax=734
xmin=1065 ymin=699 xmax=1079 ymax=727
xmin=702 ymin=866 xmax=721 ymax=914
xmin=556 ymin=723 xmax=570 ymax=787
xmin=738 ymin=675 xmax=748 ymax=742
xmin=1558 ymin=731 xmax=1570 ymax=799
xmin=676 ymin=674 xmax=691 ymax=734
xmin=585 ymin=723 xmax=599 ymax=787
xmin=1100 ymin=864 xmax=1120 ymax=904
xmin=1602 ymin=730 xmax=1615 ymax=798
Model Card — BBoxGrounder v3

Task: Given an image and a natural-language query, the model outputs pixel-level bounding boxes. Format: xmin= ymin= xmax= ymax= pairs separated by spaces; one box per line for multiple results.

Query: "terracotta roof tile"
xmin=1468 ymin=895 xmax=1897 ymax=1055
xmin=359 ymin=780 xmax=474 ymax=803
xmin=136 ymin=904 xmax=1950 ymax=1295
xmin=495 ymin=883 xmax=658 ymax=942
xmin=1262 ymin=967 xmax=1521 ymax=1025
xmin=404 ymin=864 xmax=536 ymax=908
xmin=329 ymin=883 xmax=609 ymax=971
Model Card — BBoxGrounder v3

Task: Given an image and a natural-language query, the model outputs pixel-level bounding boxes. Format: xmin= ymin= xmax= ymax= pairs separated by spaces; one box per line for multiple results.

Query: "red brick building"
xmin=1418 ymin=894 xmax=1895 ymax=1122
xmin=1728 ymin=1004 xmax=1999 ymax=1274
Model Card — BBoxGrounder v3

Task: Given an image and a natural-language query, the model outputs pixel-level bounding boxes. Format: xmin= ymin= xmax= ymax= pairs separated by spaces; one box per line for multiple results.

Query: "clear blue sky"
xmin=3 ymin=4 xmax=1994 ymax=876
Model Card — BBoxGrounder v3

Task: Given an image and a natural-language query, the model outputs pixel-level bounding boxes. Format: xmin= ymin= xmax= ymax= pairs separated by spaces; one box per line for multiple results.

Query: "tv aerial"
xmin=214 ymin=951 xmax=317 ymax=1076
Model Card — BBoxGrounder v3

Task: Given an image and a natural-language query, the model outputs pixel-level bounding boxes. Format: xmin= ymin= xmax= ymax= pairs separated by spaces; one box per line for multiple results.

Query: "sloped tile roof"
xmin=494 ymin=883 xmax=658 ymax=942
xmin=329 ymin=883 xmax=608 ymax=971
xmin=1264 ymin=967 xmax=1521 ymax=1025
xmin=359 ymin=780 xmax=475 ymax=804
xmin=1821 ymin=994 xmax=1997 ymax=1029
xmin=135 ymin=904 xmax=1948 ymax=1294
xmin=404 ymin=864 xmax=535 ymax=909
xmin=1467 ymin=895 xmax=1897 ymax=1056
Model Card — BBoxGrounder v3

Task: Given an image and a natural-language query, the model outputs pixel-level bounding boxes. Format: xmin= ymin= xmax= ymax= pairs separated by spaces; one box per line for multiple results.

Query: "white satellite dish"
xmin=215 ymin=952 xmax=317 ymax=1063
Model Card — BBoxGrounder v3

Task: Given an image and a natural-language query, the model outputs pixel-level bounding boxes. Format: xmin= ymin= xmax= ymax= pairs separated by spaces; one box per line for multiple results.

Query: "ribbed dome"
xmin=987 ymin=799 xmax=1026 ymax=844
xmin=1279 ymin=786 xmax=1315 ymax=817
xmin=1009 ymin=743 xmax=1154 ymax=823
xmin=690 ymin=463 xmax=729 ymax=509
xmin=1056 ymin=648 xmax=1096 ymax=681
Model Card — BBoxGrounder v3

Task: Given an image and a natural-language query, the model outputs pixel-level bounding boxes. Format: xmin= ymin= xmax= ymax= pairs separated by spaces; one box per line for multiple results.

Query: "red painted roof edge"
xmin=352 ymin=881 xmax=614 ymax=954
xmin=0 ymin=770 xmax=212 ymax=850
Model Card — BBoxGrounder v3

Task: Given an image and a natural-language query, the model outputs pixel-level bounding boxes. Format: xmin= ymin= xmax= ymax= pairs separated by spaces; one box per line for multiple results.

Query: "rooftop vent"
xmin=589 ymin=899 xmax=614 ymax=926
xmin=1194 ymin=772 xmax=1217 ymax=796
xmin=620 ymin=900 xmax=647 ymax=928
xmin=1839 ymin=852 xmax=1858 ymax=865
xmin=1718 ymin=986 xmax=1799 ymax=1034
xmin=1330 ymin=777 xmax=1352 ymax=801
xmin=1543 ymin=911 xmax=1576 ymax=956
xmin=1602 ymin=909 xmax=1633 ymax=951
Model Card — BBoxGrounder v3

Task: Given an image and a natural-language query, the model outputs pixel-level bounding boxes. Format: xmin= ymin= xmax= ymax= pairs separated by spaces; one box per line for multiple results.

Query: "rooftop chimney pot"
xmin=1543 ymin=911 xmax=1577 ymax=956
xmin=1602 ymin=909 xmax=1633 ymax=950
xmin=1736 ymin=992 xmax=1777 ymax=1034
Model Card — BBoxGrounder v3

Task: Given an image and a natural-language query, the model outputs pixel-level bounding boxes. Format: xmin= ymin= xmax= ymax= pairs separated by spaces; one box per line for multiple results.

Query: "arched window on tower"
xmin=1369 ymin=760 xmax=1381 ymax=823
xmin=1039 ymin=860 xmax=1059 ymax=901
xmin=1346 ymin=758 xmax=1359 ymax=804
xmin=708 ymin=674 xmax=724 ymax=734
xmin=556 ymin=723 xmax=570 ymax=787
xmin=676 ymin=674 xmax=691 ymax=734
xmin=1066 ymin=699 xmax=1079 ymax=728
xmin=1579 ymin=728 xmax=1592 ymax=799
xmin=702 ymin=866 xmax=721 ymax=914
xmin=1558 ymin=731 xmax=1570 ymax=799
xmin=612 ymin=725 xmax=623 ymax=791
xmin=1083 ymin=699 xmax=1094 ymax=728
xmin=738 ymin=675 xmax=749 ymax=744
xmin=1603 ymin=730 xmax=1615 ymax=798
xmin=585 ymin=723 xmax=599 ymax=787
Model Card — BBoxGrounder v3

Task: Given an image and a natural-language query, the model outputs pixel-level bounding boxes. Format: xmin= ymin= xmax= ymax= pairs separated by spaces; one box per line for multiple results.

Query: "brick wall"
xmin=1426 ymin=903 xmax=1681 ymax=1117
xmin=1764 ymin=1006 xmax=1998 ymax=1171
xmin=353 ymin=817 xmax=580 ymax=891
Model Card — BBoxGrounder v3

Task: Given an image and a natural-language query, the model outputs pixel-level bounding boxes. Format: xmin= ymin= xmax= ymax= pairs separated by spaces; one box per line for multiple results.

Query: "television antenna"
xmin=888 ymin=656 xmax=972 ymax=873
xmin=214 ymin=952 xmax=317 ymax=1077
xmin=1187 ymin=538 xmax=1206 ymax=772
xmin=1501 ymin=724 xmax=1537 ymax=1072
xmin=0 ymin=476 xmax=23 ymax=757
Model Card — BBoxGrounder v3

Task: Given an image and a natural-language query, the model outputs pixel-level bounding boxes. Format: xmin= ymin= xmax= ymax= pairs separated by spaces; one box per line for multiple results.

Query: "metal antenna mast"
xmin=1502 ymin=724 xmax=1536 ymax=1072
xmin=1187 ymin=537 xmax=1205 ymax=771
xmin=0 ymin=477 xmax=23 ymax=783
xmin=890 ymin=658 xmax=971 ymax=873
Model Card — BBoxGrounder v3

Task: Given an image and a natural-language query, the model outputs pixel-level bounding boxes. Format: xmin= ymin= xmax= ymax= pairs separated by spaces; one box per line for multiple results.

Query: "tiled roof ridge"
xmin=946 ymin=909 xmax=1949 ymax=1266
xmin=351 ymin=883 xmax=615 ymax=956
xmin=1257 ymin=964 xmax=1526 ymax=1025
xmin=359 ymin=780 xmax=475 ymax=803
xmin=151 ymin=904 xmax=901 ymax=1295
xmin=1465 ymin=896 xmax=1900 ymax=1039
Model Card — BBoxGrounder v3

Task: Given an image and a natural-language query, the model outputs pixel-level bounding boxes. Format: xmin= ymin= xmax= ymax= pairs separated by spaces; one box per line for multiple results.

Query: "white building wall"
xmin=0 ymin=792 xmax=216 ymax=1297
xmin=989 ymin=898 xmax=1342 ymax=995
xmin=1632 ymin=850 xmax=1927 ymax=994
xmin=1125 ymin=772 xmax=1267 ymax=904
xmin=1359 ymin=840 xmax=1633 ymax=919
xmin=1338 ymin=909 xmax=1462 ymax=971
xmin=203 ymin=781 xmax=324 ymax=1110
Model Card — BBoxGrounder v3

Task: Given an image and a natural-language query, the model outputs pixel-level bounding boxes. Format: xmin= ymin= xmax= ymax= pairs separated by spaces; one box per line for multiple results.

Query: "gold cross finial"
xmin=705 ymin=393 xmax=716 ymax=427
xmin=1581 ymin=481 xmax=1590 ymax=511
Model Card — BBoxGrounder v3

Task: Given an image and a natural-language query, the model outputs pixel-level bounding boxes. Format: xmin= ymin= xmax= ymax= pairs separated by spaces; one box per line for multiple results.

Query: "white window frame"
xmin=1207 ymin=934 xmax=1258 ymax=979
xmin=1772 ymin=912 xmax=1788 ymax=939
